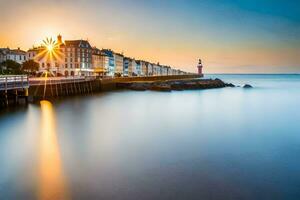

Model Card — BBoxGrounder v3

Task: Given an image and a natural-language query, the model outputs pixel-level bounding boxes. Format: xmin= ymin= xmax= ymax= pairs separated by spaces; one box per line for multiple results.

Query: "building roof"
xmin=11 ymin=48 xmax=26 ymax=54
xmin=64 ymin=40 xmax=92 ymax=49
xmin=101 ymin=49 xmax=114 ymax=57
xmin=124 ymin=57 xmax=133 ymax=61
xmin=114 ymin=52 xmax=124 ymax=57
xmin=92 ymin=47 xmax=101 ymax=55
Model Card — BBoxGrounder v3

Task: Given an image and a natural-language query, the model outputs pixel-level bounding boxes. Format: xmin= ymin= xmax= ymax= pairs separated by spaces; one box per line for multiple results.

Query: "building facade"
xmin=92 ymin=47 xmax=106 ymax=75
xmin=63 ymin=39 xmax=93 ymax=76
xmin=141 ymin=61 xmax=148 ymax=76
xmin=135 ymin=60 xmax=143 ymax=76
xmin=27 ymin=35 xmax=93 ymax=76
xmin=101 ymin=49 xmax=115 ymax=76
xmin=113 ymin=53 xmax=124 ymax=76
xmin=147 ymin=62 xmax=153 ymax=76
xmin=27 ymin=45 xmax=65 ymax=76
xmin=0 ymin=48 xmax=27 ymax=65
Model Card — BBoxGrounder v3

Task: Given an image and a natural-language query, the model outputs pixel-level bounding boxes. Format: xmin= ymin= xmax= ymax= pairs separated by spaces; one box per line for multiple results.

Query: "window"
xmin=70 ymin=63 xmax=73 ymax=68
xmin=65 ymin=58 xmax=67 ymax=62
xmin=65 ymin=64 xmax=68 ymax=68
xmin=42 ymin=63 xmax=45 ymax=68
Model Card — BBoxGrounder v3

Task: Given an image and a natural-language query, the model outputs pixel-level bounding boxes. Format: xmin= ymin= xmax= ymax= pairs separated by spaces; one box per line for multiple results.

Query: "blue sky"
xmin=0 ymin=0 xmax=299 ymax=73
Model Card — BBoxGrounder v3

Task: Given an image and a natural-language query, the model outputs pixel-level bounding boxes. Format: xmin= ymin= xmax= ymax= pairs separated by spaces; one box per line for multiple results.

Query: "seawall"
xmin=28 ymin=74 xmax=203 ymax=100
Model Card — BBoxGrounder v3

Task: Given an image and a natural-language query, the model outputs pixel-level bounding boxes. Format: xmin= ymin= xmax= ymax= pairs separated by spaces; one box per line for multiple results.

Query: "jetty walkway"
xmin=0 ymin=75 xmax=29 ymax=106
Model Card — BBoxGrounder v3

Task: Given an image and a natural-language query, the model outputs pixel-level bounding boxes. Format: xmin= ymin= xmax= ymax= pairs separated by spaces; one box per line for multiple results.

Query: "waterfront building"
xmin=0 ymin=50 xmax=4 ymax=64
xmin=161 ymin=65 xmax=169 ymax=76
xmin=152 ymin=63 xmax=162 ymax=76
xmin=123 ymin=57 xmax=139 ymax=76
xmin=147 ymin=62 xmax=153 ymax=76
xmin=113 ymin=52 xmax=124 ymax=76
xmin=141 ymin=61 xmax=148 ymax=76
xmin=152 ymin=63 xmax=158 ymax=76
xmin=0 ymin=48 xmax=27 ymax=65
xmin=27 ymin=35 xmax=93 ymax=76
xmin=101 ymin=49 xmax=115 ymax=76
xmin=131 ymin=59 xmax=138 ymax=76
xmin=63 ymin=39 xmax=93 ymax=76
xmin=135 ymin=60 xmax=143 ymax=76
xmin=123 ymin=57 xmax=131 ymax=76
xmin=92 ymin=47 xmax=106 ymax=76
xmin=27 ymin=45 xmax=65 ymax=76
xmin=166 ymin=66 xmax=172 ymax=75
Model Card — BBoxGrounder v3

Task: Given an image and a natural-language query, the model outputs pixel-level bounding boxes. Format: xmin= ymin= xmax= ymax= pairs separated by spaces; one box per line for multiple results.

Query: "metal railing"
xmin=0 ymin=75 xmax=29 ymax=91
xmin=28 ymin=76 xmax=98 ymax=86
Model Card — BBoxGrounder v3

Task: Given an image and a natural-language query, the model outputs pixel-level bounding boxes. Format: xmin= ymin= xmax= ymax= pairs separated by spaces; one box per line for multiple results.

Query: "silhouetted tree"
xmin=22 ymin=59 xmax=39 ymax=74
xmin=0 ymin=60 xmax=22 ymax=74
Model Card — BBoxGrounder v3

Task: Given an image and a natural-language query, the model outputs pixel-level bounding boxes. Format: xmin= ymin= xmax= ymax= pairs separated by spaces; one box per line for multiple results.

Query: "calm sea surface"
xmin=0 ymin=74 xmax=300 ymax=200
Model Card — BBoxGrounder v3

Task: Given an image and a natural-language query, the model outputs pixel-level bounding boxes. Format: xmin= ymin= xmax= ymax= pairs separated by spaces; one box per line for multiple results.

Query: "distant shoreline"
xmin=205 ymin=73 xmax=300 ymax=75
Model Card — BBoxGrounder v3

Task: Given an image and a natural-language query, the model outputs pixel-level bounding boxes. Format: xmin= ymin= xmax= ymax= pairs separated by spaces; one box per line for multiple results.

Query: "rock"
xmin=116 ymin=78 xmax=230 ymax=91
xmin=243 ymin=84 xmax=253 ymax=88
xmin=129 ymin=83 xmax=149 ymax=91
xmin=150 ymin=83 xmax=172 ymax=92
xmin=225 ymin=83 xmax=235 ymax=87
xmin=184 ymin=82 xmax=199 ymax=90
xmin=170 ymin=83 xmax=184 ymax=91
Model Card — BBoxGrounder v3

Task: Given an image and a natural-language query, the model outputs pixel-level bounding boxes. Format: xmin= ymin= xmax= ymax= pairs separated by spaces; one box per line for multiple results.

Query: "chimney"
xmin=57 ymin=34 xmax=62 ymax=44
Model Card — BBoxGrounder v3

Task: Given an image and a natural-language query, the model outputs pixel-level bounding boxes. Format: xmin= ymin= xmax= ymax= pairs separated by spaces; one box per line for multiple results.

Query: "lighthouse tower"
xmin=197 ymin=59 xmax=203 ymax=75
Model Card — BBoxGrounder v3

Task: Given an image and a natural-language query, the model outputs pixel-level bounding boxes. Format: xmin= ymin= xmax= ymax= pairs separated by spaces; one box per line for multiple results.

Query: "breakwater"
xmin=116 ymin=78 xmax=233 ymax=91
xmin=28 ymin=75 xmax=205 ymax=100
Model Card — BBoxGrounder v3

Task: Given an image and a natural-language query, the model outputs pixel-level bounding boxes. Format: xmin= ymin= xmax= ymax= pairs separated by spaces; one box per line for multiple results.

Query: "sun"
xmin=46 ymin=43 xmax=54 ymax=52
xmin=43 ymin=37 xmax=57 ymax=53
xmin=36 ymin=37 xmax=63 ymax=63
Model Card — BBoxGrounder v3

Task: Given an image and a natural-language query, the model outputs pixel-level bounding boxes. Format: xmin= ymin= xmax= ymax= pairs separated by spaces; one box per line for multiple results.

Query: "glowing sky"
xmin=0 ymin=0 xmax=299 ymax=73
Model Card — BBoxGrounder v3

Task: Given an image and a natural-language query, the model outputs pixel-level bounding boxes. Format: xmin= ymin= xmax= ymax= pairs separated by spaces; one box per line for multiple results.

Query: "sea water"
xmin=0 ymin=74 xmax=300 ymax=199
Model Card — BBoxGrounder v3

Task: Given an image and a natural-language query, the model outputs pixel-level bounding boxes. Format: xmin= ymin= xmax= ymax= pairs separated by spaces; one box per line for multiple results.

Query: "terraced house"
xmin=92 ymin=47 xmax=106 ymax=76
xmin=2 ymin=34 xmax=190 ymax=77
xmin=0 ymin=48 xmax=27 ymax=65
xmin=101 ymin=49 xmax=115 ymax=76
xmin=113 ymin=52 xmax=124 ymax=76
xmin=63 ymin=39 xmax=93 ymax=76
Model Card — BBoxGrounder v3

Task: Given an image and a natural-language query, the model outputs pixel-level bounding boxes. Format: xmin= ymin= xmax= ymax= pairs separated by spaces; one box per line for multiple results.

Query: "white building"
xmin=101 ymin=49 xmax=115 ymax=76
xmin=27 ymin=35 xmax=94 ymax=76
xmin=113 ymin=52 xmax=124 ymax=76
xmin=92 ymin=47 xmax=106 ymax=76
xmin=0 ymin=48 xmax=27 ymax=65
xmin=27 ymin=45 xmax=65 ymax=76
xmin=141 ymin=61 xmax=148 ymax=76
xmin=135 ymin=60 xmax=143 ymax=76
xmin=147 ymin=62 xmax=153 ymax=76
xmin=152 ymin=63 xmax=161 ymax=76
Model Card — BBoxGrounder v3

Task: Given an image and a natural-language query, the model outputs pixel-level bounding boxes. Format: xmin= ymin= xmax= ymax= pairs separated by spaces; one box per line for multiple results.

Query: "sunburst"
xmin=35 ymin=37 xmax=63 ymax=64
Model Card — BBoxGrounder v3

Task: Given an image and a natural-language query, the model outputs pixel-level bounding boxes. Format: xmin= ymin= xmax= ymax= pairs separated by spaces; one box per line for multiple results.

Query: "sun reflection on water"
xmin=38 ymin=100 xmax=68 ymax=200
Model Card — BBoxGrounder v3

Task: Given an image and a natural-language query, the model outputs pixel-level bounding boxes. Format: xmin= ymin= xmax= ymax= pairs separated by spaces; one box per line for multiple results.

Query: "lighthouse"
xmin=197 ymin=59 xmax=203 ymax=75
